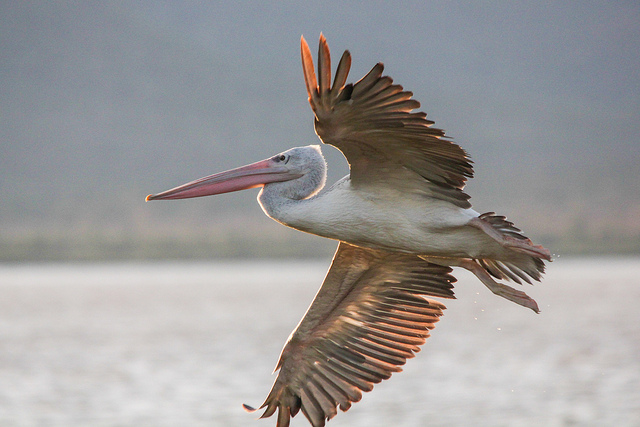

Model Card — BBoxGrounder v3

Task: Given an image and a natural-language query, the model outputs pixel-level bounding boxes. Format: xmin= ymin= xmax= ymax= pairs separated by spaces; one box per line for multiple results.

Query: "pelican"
xmin=146 ymin=35 xmax=551 ymax=427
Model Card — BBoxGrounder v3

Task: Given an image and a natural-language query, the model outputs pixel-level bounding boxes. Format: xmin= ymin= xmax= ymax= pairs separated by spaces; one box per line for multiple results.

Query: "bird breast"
xmin=266 ymin=178 xmax=484 ymax=257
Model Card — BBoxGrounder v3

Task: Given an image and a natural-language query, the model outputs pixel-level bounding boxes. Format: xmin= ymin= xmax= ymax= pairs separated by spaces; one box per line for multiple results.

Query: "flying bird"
xmin=146 ymin=35 xmax=551 ymax=427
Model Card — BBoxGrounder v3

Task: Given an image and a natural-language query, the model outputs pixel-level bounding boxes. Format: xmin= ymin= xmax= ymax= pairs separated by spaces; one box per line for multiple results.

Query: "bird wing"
xmin=251 ymin=242 xmax=456 ymax=427
xmin=301 ymin=35 xmax=474 ymax=208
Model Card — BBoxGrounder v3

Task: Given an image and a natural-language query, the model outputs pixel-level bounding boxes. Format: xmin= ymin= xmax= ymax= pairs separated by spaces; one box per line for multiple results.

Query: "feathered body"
xmin=260 ymin=155 xmax=497 ymax=258
xmin=147 ymin=35 xmax=551 ymax=427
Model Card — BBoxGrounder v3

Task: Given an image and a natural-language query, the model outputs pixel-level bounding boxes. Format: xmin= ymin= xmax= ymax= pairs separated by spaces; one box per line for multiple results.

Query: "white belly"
xmin=269 ymin=181 xmax=491 ymax=258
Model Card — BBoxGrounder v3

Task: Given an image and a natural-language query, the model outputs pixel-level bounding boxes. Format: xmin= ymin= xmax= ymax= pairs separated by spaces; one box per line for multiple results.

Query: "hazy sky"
xmin=1 ymin=1 xmax=638 ymax=236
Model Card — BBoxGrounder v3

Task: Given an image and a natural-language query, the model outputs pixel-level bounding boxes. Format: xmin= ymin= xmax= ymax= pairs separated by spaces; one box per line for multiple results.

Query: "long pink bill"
xmin=146 ymin=157 xmax=301 ymax=201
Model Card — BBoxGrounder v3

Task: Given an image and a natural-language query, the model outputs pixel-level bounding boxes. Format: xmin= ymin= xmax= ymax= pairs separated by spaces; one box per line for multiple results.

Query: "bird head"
xmin=146 ymin=145 xmax=326 ymax=202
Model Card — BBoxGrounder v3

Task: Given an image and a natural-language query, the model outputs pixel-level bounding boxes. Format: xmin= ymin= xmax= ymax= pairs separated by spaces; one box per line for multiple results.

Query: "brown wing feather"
xmin=301 ymin=35 xmax=474 ymax=208
xmin=254 ymin=243 xmax=456 ymax=426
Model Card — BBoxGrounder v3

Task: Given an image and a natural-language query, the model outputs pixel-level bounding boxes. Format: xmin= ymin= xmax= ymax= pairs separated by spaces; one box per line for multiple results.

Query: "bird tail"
xmin=476 ymin=212 xmax=550 ymax=285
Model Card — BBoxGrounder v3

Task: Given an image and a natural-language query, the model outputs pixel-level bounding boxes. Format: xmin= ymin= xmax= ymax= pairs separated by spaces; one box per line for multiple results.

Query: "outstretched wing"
xmin=301 ymin=34 xmax=474 ymax=208
xmin=250 ymin=242 xmax=456 ymax=427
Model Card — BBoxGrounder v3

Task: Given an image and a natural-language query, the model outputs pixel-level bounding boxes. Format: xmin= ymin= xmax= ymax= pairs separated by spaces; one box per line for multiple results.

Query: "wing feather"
xmin=301 ymin=35 xmax=474 ymax=208
xmin=254 ymin=243 xmax=456 ymax=426
xmin=330 ymin=50 xmax=351 ymax=101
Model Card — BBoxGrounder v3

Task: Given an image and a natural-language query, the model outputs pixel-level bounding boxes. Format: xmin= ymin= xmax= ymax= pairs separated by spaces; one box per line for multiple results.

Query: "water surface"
xmin=0 ymin=258 xmax=638 ymax=426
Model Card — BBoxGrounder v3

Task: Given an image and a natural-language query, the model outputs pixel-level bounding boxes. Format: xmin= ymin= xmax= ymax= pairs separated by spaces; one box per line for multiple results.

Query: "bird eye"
xmin=278 ymin=154 xmax=288 ymax=163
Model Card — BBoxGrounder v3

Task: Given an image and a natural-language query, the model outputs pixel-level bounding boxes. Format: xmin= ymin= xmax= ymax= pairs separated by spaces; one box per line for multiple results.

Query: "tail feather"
xmin=478 ymin=212 xmax=527 ymax=240
xmin=476 ymin=212 xmax=549 ymax=285
xmin=479 ymin=258 xmax=544 ymax=285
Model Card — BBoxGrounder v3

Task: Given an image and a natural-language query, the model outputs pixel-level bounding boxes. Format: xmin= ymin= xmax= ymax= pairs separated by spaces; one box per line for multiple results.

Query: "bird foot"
xmin=484 ymin=279 xmax=540 ymax=313
xmin=503 ymin=236 xmax=552 ymax=261
xmin=457 ymin=258 xmax=540 ymax=313
xmin=420 ymin=256 xmax=540 ymax=313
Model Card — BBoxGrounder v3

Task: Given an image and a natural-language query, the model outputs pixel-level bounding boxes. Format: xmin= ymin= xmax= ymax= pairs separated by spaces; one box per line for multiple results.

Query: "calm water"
xmin=0 ymin=258 xmax=639 ymax=426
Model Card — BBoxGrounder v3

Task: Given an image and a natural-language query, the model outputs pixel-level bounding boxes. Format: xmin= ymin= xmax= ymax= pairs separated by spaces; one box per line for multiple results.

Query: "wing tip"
xmin=243 ymin=403 xmax=257 ymax=413
xmin=301 ymin=35 xmax=320 ymax=108
xmin=317 ymin=33 xmax=332 ymax=96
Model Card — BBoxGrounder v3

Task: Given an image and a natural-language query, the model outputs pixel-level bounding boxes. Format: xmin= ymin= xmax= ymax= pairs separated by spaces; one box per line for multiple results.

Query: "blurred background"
xmin=2 ymin=3 xmax=640 ymax=427
xmin=2 ymin=1 xmax=639 ymax=261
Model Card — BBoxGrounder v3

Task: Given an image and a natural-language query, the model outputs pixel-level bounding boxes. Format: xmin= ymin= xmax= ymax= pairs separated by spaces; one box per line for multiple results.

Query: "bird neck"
xmin=256 ymin=163 xmax=327 ymax=228
xmin=257 ymin=177 xmax=353 ymax=241
xmin=257 ymin=184 xmax=318 ymax=228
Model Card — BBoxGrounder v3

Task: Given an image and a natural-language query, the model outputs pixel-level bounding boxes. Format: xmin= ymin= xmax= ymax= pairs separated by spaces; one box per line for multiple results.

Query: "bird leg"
xmin=419 ymin=256 xmax=540 ymax=313
xmin=468 ymin=216 xmax=551 ymax=260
